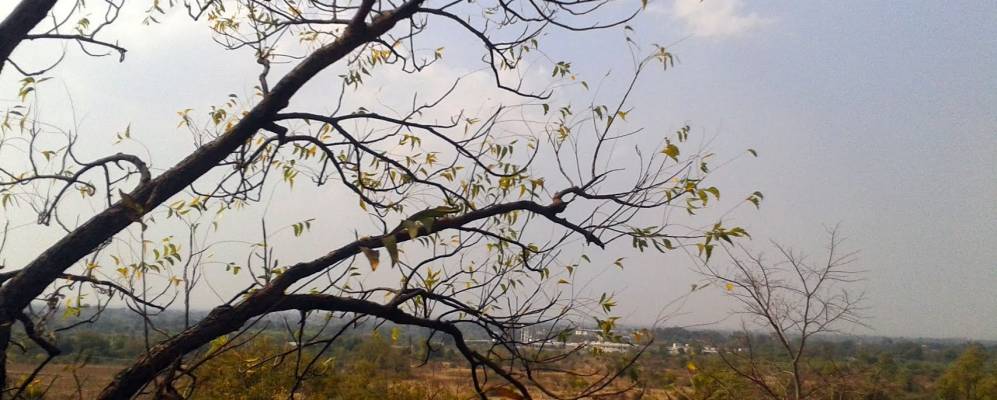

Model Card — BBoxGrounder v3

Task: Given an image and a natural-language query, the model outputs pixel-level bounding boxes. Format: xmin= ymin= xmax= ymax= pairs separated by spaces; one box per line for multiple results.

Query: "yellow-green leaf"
xmin=383 ymin=235 xmax=399 ymax=267
xmin=404 ymin=220 xmax=419 ymax=239
xmin=687 ymin=361 xmax=697 ymax=372
xmin=662 ymin=143 xmax=680 ymax=161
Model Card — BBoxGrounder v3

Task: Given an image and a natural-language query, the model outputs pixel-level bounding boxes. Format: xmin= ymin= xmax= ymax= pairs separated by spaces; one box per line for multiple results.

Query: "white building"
xmin=668 ymin=342 xmax=691 ymax=355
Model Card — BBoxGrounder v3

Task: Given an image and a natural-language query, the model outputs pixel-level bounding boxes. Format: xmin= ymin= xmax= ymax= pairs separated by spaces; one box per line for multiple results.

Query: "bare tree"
xmin=703 ymin=229 xmax=865 ymax=400
xmin=0 ymin=0 xmax=762 ymax=398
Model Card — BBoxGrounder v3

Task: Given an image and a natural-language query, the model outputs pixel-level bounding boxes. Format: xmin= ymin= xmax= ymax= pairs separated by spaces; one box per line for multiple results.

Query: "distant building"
xmin=574 ymin=328 xmax=601 ymax=337
xmin=668 ymin=342 xmax=690 ymax=355
xmin=588 ymin=341 xmax=634 ymax=353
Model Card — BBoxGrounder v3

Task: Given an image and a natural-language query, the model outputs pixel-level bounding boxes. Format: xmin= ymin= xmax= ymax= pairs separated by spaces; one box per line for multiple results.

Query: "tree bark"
xmin=0 ymin=0 xmax=424 ymax=393
xmin=0 ymin=1 xmax=421 ymax=315
xmin=97 ymin=194 xmax=565 ymax=399
xmin=0 ymin=0 xmax=58 ymax=75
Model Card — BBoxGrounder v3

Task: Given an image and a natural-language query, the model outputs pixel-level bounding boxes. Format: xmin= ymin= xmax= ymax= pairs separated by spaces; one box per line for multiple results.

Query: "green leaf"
xmin=698 ymin=243 xmax=714 ymax=260
xmin=403 ymin=220 xmax=420 ymax=239
xmin=383 ymin=235 xmax=399 ymax=267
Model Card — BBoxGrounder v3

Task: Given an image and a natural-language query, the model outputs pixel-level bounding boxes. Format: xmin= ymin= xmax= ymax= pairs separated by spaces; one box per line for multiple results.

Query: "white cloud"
xmin=664 ymin=0 xmax=773 ymax=38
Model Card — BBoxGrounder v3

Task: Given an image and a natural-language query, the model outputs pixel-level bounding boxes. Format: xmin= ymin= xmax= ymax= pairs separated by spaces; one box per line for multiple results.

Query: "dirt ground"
xmin=7 ymin=362 xmax=657 ymax=399
xmin=8 ymin=363 xmax=120 ymax=399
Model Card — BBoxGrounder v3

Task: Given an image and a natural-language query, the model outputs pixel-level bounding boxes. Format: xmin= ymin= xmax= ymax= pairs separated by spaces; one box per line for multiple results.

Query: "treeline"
xmin=632 ymin=328 xmax=997 ymax=400
xmin=8 ymin=308 xmax=995 ymax=399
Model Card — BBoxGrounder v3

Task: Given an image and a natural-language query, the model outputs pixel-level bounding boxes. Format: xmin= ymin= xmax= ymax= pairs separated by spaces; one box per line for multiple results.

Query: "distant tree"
xmin=936 ymin=344 xmax=997 ymax=400
xmin=704 ymin=229 xmax=865 ymax=400
xmin=0 ymin=0 xmax=762 ymax=398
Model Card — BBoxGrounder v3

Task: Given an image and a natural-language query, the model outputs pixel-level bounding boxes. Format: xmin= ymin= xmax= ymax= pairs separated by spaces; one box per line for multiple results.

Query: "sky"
xmin=1 ymin=0 xmax=995 ymax=340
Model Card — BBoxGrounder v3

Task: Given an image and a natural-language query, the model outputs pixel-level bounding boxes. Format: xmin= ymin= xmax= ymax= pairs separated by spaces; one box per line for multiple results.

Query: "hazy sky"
xmin=1 ymin=1 xmax=994 ymax=340
xmin=623 ymin=0 xmax=997 ymax=340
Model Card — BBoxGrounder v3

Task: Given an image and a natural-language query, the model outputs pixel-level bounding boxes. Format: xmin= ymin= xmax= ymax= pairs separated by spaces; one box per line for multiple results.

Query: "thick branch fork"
xmin=0 ymin=1 xmax=427 ymax=392
xmin=0 ymin=0 xmax=661 ymax=397
xmin=0 ymin=0 xmax=426 ymax=320
xmin=97 ymin=193 xmax=593 ymax=399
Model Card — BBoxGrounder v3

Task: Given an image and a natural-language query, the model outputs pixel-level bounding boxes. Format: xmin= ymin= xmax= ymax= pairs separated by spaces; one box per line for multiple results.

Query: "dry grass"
xmin=8 ymin=362 xmax=120 ymax=399
xmin=7 ymin=362 xmax=660 ymax=399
